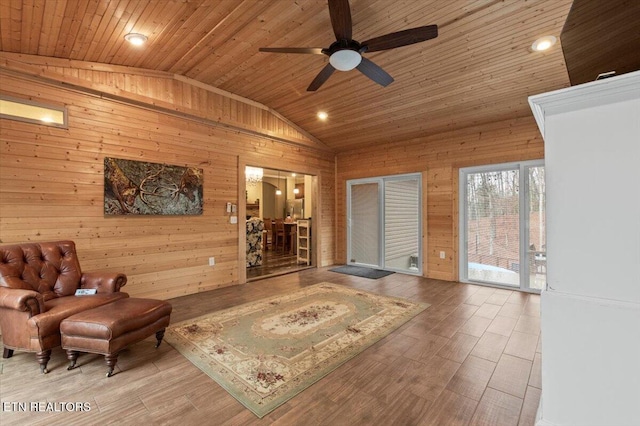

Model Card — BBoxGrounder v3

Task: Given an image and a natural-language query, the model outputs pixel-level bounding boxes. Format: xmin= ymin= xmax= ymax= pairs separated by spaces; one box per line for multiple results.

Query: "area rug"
xmin=164 ymin=282 xmax=428 ymax=418
xmin=329 ymin=265 xmax=395 ymax=279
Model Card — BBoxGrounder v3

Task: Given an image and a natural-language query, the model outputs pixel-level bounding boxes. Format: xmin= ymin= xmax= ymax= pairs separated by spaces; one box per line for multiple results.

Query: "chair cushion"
xmin=61 ymin=298 xmax=172 ymax=340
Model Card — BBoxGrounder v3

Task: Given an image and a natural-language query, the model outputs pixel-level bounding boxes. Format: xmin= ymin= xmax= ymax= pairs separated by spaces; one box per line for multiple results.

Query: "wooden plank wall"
xmin=335 ymin=117 xmax=544 ymax=281
xmin=0 ymin=60 xmax=335 ymax=300
xmin=0 ymin=53 xmax=325 ymax=150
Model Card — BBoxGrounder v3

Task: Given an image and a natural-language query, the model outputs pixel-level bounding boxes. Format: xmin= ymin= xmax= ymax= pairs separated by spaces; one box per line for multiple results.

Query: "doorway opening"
xmin=245 ymin=167 xmax=316 ymax=280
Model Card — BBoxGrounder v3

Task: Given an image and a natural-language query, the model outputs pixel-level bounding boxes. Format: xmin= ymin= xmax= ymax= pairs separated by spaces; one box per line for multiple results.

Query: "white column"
xmin=529 ymin=71 xmax=640 ymax=426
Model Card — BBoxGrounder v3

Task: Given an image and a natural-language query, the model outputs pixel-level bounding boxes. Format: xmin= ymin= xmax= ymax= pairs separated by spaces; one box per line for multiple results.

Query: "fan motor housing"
xmin=323 ymin=39 xmax=365 ymax=56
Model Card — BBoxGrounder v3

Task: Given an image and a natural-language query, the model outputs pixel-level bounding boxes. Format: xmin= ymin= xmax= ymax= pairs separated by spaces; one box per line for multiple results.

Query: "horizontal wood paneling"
xmin=0 ymin=53 xmax=329 ymax=151
xmin=336 ymin=117 xmax=544 ymax=281
xmin=0 ymin=66 xmax=335 ymax=300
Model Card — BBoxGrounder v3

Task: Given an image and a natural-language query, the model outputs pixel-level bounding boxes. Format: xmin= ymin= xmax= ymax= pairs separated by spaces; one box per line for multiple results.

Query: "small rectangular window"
xmin=0 ymin=95 xmax=67 ymax=128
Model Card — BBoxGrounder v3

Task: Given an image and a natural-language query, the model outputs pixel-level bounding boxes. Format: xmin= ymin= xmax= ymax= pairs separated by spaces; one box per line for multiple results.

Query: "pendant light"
xmin=292 ymin=173 xmax=300 ymax=195
xmin=275 ymin=170 xmax=282 ymax=196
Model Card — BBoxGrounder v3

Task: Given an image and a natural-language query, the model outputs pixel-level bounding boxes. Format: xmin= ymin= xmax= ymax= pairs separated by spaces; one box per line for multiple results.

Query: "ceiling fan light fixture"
xmin=329 ymin=49 xmax=362 ymax=71
xmin=531 ymin=35 xmax=557 ymax=52
xmin=259 ymin=0 xmax=438 ymax=90
xmin=124 ymin=33 xmax=148 ymax=46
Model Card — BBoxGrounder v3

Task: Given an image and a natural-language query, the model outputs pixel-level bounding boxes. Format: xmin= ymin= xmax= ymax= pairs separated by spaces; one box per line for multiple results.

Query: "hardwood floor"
xmin=246 ymin=248 xmax=311 ymax=280
xmin=0 ymin=268 xmax=541 ymax=425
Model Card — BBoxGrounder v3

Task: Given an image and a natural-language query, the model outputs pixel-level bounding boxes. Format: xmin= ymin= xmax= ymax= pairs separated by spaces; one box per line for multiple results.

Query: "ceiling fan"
xmin=259 ymin=0 xmax=438 ymax=91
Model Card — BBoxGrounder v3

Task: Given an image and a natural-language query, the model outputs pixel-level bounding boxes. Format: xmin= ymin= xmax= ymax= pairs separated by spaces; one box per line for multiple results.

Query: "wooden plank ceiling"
xmin=0 ymin=0 xmax=574 ymax=152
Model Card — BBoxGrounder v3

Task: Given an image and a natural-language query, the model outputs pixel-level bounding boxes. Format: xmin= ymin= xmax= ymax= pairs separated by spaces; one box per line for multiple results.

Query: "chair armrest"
xmin=0 ymin=287 xmax=45 ymax=315
xmin=80 ymin=272 xmax=127 ymax=293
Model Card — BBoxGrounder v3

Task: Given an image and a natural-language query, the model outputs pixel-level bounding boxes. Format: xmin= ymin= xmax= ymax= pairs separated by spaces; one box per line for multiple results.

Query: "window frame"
xmin=0 ymin=94 xmax=68 ymax=129
xmin=458 ymin=159 xmax=545 ymax=293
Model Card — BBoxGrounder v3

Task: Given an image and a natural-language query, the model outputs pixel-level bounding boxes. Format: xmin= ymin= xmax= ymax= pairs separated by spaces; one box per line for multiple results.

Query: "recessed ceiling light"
xmin=124 ymin=33 xmax=148 ymax=46
xmin=531 ymin=35 xmax=557 ymax=52
xmin=317 ymin=111 xmax=328 ymax=120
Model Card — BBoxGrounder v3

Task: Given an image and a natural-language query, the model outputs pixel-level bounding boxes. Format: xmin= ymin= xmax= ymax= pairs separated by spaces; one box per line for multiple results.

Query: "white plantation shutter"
xmin=350 ymin=182 xmax=379 ymax=265
xmin=347 ymin=173 xmax=422 ymax=273
xmin=384 ymin=178 xmax=420 ymax=269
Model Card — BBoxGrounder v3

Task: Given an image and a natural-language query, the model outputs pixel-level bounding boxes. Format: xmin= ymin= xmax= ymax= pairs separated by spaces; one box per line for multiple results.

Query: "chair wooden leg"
xmin=155 ymin=329 xmax=165 ymax=348
xmin=3 ymin=348 xmax=14 ymax=358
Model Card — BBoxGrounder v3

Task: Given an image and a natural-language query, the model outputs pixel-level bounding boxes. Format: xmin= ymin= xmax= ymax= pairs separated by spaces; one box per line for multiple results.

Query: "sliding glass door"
xmin=347 ymin=174 xmax=422 ymax=274
xmin=460 ymin=161 xmax=545 ymax=292
xmin=348 ymin=181 xmax=380 ymax=267
xmin=527 ymin=166 xmax=546 ymax=290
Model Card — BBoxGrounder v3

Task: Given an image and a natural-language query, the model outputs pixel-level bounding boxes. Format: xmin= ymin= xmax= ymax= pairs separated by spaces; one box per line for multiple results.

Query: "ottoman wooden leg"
xmin=36 ymin=350 xmax=51 ymax=374
xmin=155 ymin=329 xmax=166 ymax=348
xmin=105 ymin=353 xmax=119 ymax=377
xmin=66 ymin=350 xmax=79 ymax=370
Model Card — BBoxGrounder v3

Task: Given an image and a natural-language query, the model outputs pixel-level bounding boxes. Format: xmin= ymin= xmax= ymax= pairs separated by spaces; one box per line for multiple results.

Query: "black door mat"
xmin=329 ymin=265 xmax=395 ymax=279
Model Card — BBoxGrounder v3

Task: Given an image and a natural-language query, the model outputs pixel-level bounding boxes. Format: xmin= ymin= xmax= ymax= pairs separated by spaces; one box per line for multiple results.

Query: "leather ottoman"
xmin=60 ymin=298 xmax=172 ymax=377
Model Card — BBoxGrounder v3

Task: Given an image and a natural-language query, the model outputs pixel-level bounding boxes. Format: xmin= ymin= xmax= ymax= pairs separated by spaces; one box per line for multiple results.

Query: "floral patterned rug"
xmin=164 ymin=282 xmax=429 ymax=418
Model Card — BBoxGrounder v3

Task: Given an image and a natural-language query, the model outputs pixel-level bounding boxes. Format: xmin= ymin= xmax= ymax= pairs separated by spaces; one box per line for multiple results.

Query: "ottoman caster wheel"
xmin=105 ymin=353 xmax=118 ymax=377
xmin=65 ymin=350 xmax=78 ymax=371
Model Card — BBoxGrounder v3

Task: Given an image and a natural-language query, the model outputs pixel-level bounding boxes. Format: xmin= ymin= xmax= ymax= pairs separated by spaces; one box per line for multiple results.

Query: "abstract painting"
xmin=104 ymin=157 xmax=203 ymax=215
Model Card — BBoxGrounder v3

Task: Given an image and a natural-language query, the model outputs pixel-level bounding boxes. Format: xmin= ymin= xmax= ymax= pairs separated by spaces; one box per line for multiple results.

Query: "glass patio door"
xmin=348 ymin=181 xmax=380 ymax=267
xmin=460 ymin=161 xmax=545 ymax=292
xmin=526 ymin=166 xmax=546 ymax=290
xmin=347 ymin=174 xmax=422 ymax=274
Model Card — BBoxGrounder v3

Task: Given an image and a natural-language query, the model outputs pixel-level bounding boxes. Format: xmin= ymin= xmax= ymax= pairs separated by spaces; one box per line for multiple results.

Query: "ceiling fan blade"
xmin=259 ymin=47 xmax=325 ymax=55
xmin=356 ymin=57 xmax=394 ymax=87
xmin=307 ymin=63 xmax=336 ymax=91
xmin=328 ymin=0 xmax=352 ymax=40
xmin=362 ymin=25 xmax=438 ymax=52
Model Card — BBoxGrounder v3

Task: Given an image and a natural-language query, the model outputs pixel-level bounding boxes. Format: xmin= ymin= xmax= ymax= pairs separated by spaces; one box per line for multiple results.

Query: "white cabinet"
xmin=297 ymin=219 xmax=311 ymax=265
xmin=528 ymin=71 xmax=640 ymax=426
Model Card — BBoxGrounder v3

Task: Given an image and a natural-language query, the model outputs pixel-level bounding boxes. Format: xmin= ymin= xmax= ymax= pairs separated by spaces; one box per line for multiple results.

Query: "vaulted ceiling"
xmin=0 ymin=0 xmax=575 ymax=152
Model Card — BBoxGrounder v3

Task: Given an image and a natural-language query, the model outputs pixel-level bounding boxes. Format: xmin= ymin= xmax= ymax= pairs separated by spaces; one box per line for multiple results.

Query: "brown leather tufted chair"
xmin=0 ymin=241 xmax=128 ymax=373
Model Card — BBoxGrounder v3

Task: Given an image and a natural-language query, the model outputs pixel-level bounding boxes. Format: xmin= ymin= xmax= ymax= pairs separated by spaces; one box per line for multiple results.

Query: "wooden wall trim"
xmin=0 ymin=53 xmax=175 ymax=78
xmin=237 ymin=156 xmax=247 ymax=285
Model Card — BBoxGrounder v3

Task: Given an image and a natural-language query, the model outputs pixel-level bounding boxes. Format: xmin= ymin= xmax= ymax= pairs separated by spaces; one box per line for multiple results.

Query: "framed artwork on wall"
xmin=104 ymin=157 xmax=203 ymax=215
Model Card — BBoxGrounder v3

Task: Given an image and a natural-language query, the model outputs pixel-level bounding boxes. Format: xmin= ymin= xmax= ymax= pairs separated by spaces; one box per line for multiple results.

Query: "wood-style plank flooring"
xmin=246 ymin=248 xmax=309 ymax=280
xmin=0 ymin=268 xmax=541 ymax=425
